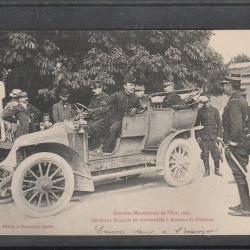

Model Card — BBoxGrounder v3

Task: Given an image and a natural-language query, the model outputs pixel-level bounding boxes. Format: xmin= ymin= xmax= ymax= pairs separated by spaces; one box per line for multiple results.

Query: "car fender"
xmin=156 ymin=128 xmax=194 ymax=170
xmin=2 ymin=141 xmax=94 ymax=192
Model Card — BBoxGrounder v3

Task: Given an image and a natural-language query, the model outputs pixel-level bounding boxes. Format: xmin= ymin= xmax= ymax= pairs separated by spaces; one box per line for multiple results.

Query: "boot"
xmin=202 ymin=158 xmax=210 ymax=177
xmin=229 ymin=204 xmax=241 ymax=211
xmin=214 ymin=160 xmax=223 ymax=177
xmin=237 ymin=183 xmax=250 ymax=212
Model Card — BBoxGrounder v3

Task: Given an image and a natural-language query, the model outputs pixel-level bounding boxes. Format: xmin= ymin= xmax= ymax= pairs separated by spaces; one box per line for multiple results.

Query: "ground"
xmin=0 ymin=155 xmax=249 ymax=236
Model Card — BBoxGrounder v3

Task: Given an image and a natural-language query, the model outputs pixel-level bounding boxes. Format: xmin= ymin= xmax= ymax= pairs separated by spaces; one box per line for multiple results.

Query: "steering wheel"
xmin=72 ymin=103 xmax=89 ymax=119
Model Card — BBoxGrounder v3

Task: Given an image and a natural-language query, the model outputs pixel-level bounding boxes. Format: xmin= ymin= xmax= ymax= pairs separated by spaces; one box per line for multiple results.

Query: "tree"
xmin=0 ymin=30 xmax=225 ymax=110
xmin=229 ymin=53 xmax=250 ymax=64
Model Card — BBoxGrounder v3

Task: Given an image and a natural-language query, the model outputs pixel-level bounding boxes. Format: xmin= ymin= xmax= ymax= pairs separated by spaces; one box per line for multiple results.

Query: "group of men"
xmin=0 ymin=87 xmax=76 ymax=142
xmin=1 ymin=73 xmax=250 ymax=217
xmin=196 ymin=76 xmax=250 ymax=217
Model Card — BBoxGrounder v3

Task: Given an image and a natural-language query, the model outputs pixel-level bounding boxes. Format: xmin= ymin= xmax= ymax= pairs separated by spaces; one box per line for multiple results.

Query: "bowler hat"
xmin=58 ymin=88 xmax=70 ymax=97
xmin=124 ymin=73 xmax=136 ymax=84
xmin=9 ymin=89 xmax=22 ymax=97
xmin=162 ymin=81 xmax=174 ymax=87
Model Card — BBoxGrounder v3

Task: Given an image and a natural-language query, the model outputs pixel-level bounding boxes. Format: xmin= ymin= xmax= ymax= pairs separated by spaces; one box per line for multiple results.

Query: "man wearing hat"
xmin=2 ymin=89 xmax=22 ymax=142
xmin=52 ymin=88 xmax=75 ymax=123
xmin=135 ymin=84 xmax=149 ymax=108
xmin=87 ymin=80 xmax=110 ymax=148
xmin=162 ymin=81 xmax=181 ymax=108
xmin=1 ymin=91 xmax=40 ymax=138
xmin=101 ymin=73 xmax=141 ymax=153
xmin=221 ymin=76 xmax=250 ymax=216
xmin=195 ymin=95 xmax=223 ymax=177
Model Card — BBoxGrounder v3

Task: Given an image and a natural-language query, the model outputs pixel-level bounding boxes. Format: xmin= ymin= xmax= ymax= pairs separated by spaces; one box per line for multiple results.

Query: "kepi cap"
xmin=162 ymin=81 xmax=174 ymax=87
xmin=135 ymin=85 xmax=145 ymax=91
xmin=124 ymin=73 xmax=136 ymax=84
xmin=224 ymin=75 xmax=241 ymax=86
xmin=91 ymin=80 xmax=104 ymax=89
xmin=58 ymin=88 xmax=70 ymax=97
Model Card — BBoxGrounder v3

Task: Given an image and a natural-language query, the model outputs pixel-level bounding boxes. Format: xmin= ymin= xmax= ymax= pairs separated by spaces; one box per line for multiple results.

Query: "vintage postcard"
xmin=0 ymin=29 xmax=250 ymax=237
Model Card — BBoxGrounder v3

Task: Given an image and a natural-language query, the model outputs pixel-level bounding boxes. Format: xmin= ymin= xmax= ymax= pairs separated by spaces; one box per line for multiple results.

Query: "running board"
xmin=92 ymin=166 xmax=161 ymax=181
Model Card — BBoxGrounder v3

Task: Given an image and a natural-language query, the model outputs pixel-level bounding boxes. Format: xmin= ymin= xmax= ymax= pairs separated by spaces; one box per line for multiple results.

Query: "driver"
xmin=102 ymin=73 xmax=141 ymax=153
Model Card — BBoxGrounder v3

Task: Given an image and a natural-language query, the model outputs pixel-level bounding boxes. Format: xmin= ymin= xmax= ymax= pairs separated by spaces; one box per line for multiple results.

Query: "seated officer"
xmin=135 ymin=84 xmax=148 ymax=108
xmin=162 ymin=81 xmax=181 ymax=108
xmin=87 ymin=80 xmax=110 ymax=149
xmin=102 ymin=74 xmax=141 ymax=153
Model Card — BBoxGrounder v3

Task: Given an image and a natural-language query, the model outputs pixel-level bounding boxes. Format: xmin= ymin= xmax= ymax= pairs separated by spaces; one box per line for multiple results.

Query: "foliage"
xmin=229 ymin=53 xmax=250 ymax=64
xmin=0 ymin=30 xmax=225 ymax=110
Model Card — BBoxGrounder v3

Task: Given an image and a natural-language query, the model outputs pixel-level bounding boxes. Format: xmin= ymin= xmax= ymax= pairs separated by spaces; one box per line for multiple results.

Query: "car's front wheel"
xmin=11 ymin=152 xmax=75 ymax=217
xmin=163 ymin=138 xmax=199 ymax=187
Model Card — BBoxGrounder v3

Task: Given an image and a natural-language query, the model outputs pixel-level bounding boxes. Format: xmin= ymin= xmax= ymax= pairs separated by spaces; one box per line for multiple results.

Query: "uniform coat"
xmin=162 ymin=92 xmax=181 ymax=108
xmin=196 ymin=106 xmax=223 ymax=139
xmin=223 ymin=91 xmax=249 ymax=184
xmin=195 ymin=105 xmax=222 ymax=162
xmin=102 ymin=90 xmax=140 ymax=152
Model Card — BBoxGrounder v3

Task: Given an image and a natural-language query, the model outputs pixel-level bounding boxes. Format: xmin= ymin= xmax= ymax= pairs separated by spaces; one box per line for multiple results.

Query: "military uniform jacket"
xmin=162 ymin=92 xmax=181 ymax=108
xmin=196 ymin=106 xmax=222 ymax=139
xmin=52 ymin=101 xmax=75 ymax=123
xmin=88 ymin=92 xmax=110 ymax=121
xmin=2 ymin=103 xmax=40 ymax=137
xmin=222 ymin=92 xmax=248 ymax=144
xmin=103 ymin=90 xmax=140 ymax=120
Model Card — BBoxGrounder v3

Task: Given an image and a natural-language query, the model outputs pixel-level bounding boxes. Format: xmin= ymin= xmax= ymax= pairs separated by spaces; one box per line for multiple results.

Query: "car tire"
xmin=11 ymin=152 xmax=75 ymax=218
xmin=163 ymin=138 xmax=199 ymax=187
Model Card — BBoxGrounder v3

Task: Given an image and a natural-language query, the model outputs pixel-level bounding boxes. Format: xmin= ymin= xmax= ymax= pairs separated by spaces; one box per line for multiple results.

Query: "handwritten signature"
xmin=94 ymin=225 xmax=218 ymax=235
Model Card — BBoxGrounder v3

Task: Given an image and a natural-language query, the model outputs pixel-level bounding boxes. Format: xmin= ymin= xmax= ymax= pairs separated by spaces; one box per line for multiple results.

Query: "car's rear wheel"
xmin=163 ymin=138 xmax=199 ymax=187
xmin=11 ymin=152 xmax=75 ymax=217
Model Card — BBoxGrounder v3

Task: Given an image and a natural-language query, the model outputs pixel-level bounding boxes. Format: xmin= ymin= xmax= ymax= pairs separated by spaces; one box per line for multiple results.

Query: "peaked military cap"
xmin=58 ymin=88 xmax=70 ymax=97
xmin=124 ymin=73 xmax=136 ymax=84
xmin=91 ymin=80 xmax=104 ymax=89
xmin=224 ymin=75 xmax=241 ymax=86
xmin=162 ymin=81 xmax=174 ymax=87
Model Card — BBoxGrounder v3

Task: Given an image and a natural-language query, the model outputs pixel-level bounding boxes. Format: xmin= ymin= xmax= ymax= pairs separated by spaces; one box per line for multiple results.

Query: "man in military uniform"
xmin=195 ymin=96 xmax=223 ymax=177
xmin=135 ymin=84 xmax=148 ymax=108
xmin=162 ymin=81 xmax=181 ymax=108
xmin=102 ymin=74 xmax=141 ymax=153
xmin=221 ymin=77 xmax=250 ymax=216
xmin=87 ymin=80 xmax=110 ymax=149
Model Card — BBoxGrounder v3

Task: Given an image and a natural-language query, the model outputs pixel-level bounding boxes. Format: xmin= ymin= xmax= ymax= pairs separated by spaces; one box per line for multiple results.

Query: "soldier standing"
xmin=102 ymin=74 xmax=141 ymax=153
xmin=221 ymin=77 xmax=250 ymax=216
xmin=195 ymin=96 xmax=223 ymax=177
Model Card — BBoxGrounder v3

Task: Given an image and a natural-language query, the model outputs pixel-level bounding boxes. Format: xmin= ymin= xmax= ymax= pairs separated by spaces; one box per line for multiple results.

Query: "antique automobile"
xmin=0 ymin=86 xmax=202 ymax=217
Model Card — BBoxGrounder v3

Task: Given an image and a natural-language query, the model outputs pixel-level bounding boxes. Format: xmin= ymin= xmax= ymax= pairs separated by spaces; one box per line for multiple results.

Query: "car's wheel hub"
xmin=36 ymin=177 xmax=53 ymax=192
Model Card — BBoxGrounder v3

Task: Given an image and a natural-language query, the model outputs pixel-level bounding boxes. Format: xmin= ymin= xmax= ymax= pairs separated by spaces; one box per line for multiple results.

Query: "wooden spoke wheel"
xmin=163 ymin=138 xmax=199 ymax=187
xmin=11 ymin=152 xmax=75 ymax=217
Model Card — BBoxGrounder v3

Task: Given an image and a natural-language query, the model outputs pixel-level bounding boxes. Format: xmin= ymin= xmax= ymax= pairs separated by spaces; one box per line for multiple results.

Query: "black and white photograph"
xmin=0 ymin=29 xmax=250 ymax=236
